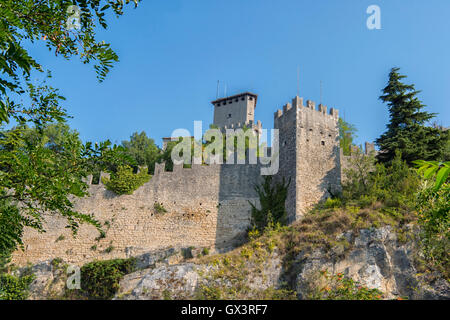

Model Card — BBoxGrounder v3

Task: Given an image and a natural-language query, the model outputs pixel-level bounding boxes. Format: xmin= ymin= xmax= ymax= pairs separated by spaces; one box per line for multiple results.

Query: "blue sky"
xmin=28 ymin=0 xmax=450 ymax=148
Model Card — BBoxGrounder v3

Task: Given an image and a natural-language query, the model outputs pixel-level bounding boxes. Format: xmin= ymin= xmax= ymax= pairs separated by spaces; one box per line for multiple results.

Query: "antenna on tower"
xmin=297 ymin=66 xmax=300 ymax=97
xmin=320 ymin=80 xmax=323 ymax=105
xmin=216 ymin=80 xmax=220 ymax=99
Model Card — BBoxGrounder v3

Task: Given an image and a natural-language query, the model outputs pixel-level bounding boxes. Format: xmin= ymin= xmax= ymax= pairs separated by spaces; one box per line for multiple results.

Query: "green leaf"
xmin=424 ymin=166 xmax=439 ymax=179
xmin=434 ymin=167 xmax=450 ymax=191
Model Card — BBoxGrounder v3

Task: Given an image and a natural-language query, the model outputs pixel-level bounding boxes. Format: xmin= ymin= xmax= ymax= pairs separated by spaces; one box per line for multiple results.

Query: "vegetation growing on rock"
xmin=66 ymin=258 xmax=137 ymax=300
xmin=102 ymin=165 xmax=151 ymax=195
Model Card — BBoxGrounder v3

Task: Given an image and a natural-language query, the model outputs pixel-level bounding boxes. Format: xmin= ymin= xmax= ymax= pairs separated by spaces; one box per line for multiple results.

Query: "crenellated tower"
xmin=211 ymin=92 xmax=262 ymax=135
xmin=274 ymin=96 xmax=341 ymax=222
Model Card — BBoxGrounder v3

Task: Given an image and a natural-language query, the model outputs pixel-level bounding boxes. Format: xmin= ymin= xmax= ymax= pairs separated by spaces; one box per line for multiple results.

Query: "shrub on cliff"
xmin=342 ymin=150 xmax=420 ymax=210
xmin=0 ymin=273 xmax=35 ymax=300
xmin=102 ymin=165 xmax=151 ymax=195
xmin=249 ymin=176 xmax=290 ymax=231
xmin=75 ymin=258 xmax=136 ymax=300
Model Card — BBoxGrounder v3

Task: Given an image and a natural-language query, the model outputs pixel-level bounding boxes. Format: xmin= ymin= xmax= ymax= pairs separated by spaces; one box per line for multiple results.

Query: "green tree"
xmin=338 ymin=118 xmax=358 ymax=156
xmin=158 ymin=139 xmax=181 ymax=172
xmin=19 ymin=122 xmax=81 ymax=153
xmin=122 ymin=131 xmax=160 ymax=174
xmin=342 ymin=150 xmax=419 ymax=210
xmin=249 ymin=176 xmax=290 ymax=231
xmin=376 ymin=68 xmax=448 ymax=165
xmin=0 ymin=1 xmax=141 ymax=263
xmin=158 ymin=137 xmax=199 ymax=171
xmin=0 ymin=0 xmax=141 ymax=124
xmin=0 ymin=124 xmax=104 ymax=263
xmin=432 ymin=123 xmax=450 ymax=161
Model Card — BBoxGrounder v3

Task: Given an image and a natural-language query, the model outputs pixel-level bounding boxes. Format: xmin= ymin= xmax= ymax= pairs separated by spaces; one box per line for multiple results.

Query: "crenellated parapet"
xmin=13 ymin=90 xmax=353 ymax=267
xmin=274 ymin=96 xmax=339 ymax=122
xmin=274 ymin=95 xmax=341 ymax=222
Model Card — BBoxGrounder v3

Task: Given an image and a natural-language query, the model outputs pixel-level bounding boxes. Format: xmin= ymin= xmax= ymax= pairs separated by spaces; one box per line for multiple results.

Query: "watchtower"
xmin=211 ymin=92 xmax=262 ymax=134
xmin=274 ymin=96 xmax=341 ymax=222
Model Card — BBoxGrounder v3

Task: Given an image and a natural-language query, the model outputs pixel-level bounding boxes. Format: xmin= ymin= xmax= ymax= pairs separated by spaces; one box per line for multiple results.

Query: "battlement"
xmin=153 ymin=162 xmax=220 ymax=177
xmin=13 ymin=90 xmax=347 ymax=267
xmin=274 ymin=96 xmax=339 ymax=120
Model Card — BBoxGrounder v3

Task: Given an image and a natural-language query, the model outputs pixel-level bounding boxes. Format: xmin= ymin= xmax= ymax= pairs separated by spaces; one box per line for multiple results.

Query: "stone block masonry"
xmin=12 ymin=92 xmax=372 ymax=267
xmin=12 ymin=162 xmax=262 ymax=266
xmin=274 ymin=96 xmax=341 ymax=222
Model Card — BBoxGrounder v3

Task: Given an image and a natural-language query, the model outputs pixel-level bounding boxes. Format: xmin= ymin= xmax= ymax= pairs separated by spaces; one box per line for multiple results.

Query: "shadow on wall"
xmin=215 ymin=154 xmax=263 ymax=252
xmin=318 ymin=145 xmax=343 ymax=201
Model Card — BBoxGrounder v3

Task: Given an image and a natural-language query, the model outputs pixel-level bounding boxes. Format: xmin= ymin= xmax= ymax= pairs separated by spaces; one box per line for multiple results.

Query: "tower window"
xmin=249 ymin=97 xmax=253 ymax=101
xmin=321 ymin=141 xmax=325 ymax=146
xmin=227 ymin=114 xmax=232 ymax=118
xmin=235 ymin=99 xmax=239 ymax=102
xmin=241 ymin=97 xmax=245 ymax=101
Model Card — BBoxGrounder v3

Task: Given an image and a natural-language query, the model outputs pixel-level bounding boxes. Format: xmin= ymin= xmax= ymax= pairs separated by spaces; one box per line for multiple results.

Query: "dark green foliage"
xmin=0 ymin=0 xmax=141 ymax=124
xmin=342 ymin=150 xmax=420 ymax=210
xmin=0 ymin=124 xmax=105 ymax=258
xmin=0 ymin=202 xmax=24 ymax=270
xmin=78 ymin=258 xmax=136 ymax=300
xmin=0 ymin=1 xmax=141 ymax=265
xmin=445 ymin=132 xmax=450 ymax=162
xmin=414 ymin=162 xmax=449 ymax=278
xmin=158 ymin=140 xmax=179 ymax=172
xmin=416 ymin=184 xmax=449 ymax=278
xmin=0 ymin=273 xmax=35 ymax=300
xmin=249 ymin=176 xmax=290 ymax=231
xmin=338 ymin=118 xmax=358 ymax=156
xmin=376 ymin=68 xmax=448 ymax=165
xmin=122 ymin=131 xmax=160 ymax=174
xmin=103 ymin=165 xmax=151 ymax=195
xmin=86 ymin=140 xmax=136 ymax=176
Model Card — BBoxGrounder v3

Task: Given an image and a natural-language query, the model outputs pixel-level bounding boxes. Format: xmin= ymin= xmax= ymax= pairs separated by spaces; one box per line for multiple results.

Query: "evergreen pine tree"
xmin=376 ymin=68 xmax=448 ymax=165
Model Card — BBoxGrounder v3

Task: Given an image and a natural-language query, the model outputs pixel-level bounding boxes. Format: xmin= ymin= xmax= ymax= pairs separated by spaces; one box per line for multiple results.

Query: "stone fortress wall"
xmin=12 ymin=93 xmax=375 ymax=267
xmin=12 ymin=161 xmax=262 ymax=266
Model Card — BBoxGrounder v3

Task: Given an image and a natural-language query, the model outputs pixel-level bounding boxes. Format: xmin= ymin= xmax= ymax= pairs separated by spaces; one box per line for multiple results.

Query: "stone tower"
xmin=274 ymin=96 xmax=341 ymax=223
xmin=211 ymin=92 xmax=262 ymax=134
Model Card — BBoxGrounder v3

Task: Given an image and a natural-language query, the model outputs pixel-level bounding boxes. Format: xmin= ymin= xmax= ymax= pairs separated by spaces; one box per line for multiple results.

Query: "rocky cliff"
xmin=18 ymin=224 xmax=449 ymax=300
